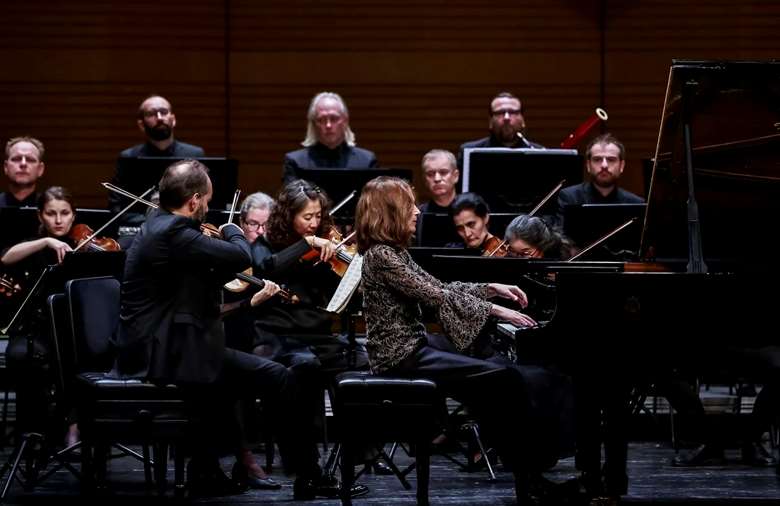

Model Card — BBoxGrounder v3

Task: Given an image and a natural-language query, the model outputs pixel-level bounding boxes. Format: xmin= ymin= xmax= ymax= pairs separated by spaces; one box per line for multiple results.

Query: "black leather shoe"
xmin=293 ymin=475 xmax=369 ymax=500
xmin=741 ymin=442 xmax=777 ymax=467
xmin=364 ymin=461 xmax=394 ymax=475
xmin=671 ymin=444 xmax=726 ymax=467
xmin=232 ymin=462 xmax=282 ymax=490
xmin=187 ymin=459 xmax=247 ymax=498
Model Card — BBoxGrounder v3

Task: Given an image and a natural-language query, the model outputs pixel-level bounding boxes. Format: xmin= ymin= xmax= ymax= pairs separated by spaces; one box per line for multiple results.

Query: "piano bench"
xmin=332 ymin=370 xmax=440 ymax=505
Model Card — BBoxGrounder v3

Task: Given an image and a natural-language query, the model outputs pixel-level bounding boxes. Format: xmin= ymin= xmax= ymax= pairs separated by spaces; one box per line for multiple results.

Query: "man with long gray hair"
xmin=282 ymin=92 xmax=378 ymax=184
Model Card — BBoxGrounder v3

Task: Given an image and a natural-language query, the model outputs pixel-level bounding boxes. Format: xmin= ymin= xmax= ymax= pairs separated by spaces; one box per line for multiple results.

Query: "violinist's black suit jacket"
xmin=115 ymin=210 xmax=251 ymax=384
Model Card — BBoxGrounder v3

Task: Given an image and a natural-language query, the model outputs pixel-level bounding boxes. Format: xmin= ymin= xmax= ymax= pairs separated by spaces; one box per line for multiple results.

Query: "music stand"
xmin=293 ymin=167 xmax=413 ymax=221
xmin=0 ymin=207 xmax=40 ymax=253
xmin=415 ymin=213 xmax=460 ymax=247
xmin=462 ymin=148 xmax=583 ymax=213
xmin=114 ymin=156 xmax=239 ymax=212
xmin=562 ymin=203 xmax=647 ymax=256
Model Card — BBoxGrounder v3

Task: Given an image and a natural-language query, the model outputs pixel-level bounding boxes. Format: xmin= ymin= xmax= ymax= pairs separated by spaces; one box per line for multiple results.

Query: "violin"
xmin=200 ymin=222 xmax=223 ymax=238
xmin=223 ymin=268 xmax=300 ymax=304
xmin=0 ymin=273 xmax=22 ymax=299
xmin=300 ymin=228 xmax=356 ymax=277
xmin=69 ymin=223 xmax=121 ymax=252
xmin=482 ymin=235 xmax=509 ymax=257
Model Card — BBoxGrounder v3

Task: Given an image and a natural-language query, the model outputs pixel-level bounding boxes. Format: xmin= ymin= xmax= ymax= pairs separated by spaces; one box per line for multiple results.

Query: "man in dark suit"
xmin=115 ymin=159 xmax=344 ymax=499
xmin=457 ymin=91 xmax=544 ymax=172
xmin=282 ymin=92 xmax=378 ymax=184
xmin=110 ymin=95 xmax=206 ymax=245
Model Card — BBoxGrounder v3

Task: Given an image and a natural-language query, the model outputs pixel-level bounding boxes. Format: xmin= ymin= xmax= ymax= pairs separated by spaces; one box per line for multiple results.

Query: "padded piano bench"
xmin=333 ymin=370 xmax=440 ymax=505
xmin=75 ymin=373 xmax=190 ymax=496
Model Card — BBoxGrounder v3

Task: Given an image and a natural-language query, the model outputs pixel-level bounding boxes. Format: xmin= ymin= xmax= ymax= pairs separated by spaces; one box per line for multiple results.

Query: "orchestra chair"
xmin=0 ymin=294 xmax=82 ymax=502
xmin=332 ymin=370 xmax=439 ymax=506
xmin=64 ymin=276 xmax=190 ymax=497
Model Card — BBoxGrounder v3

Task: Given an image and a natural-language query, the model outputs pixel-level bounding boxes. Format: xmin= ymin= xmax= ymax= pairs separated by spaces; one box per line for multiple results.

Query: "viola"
xmin=69 ymin=223 xmax=120 ymax=252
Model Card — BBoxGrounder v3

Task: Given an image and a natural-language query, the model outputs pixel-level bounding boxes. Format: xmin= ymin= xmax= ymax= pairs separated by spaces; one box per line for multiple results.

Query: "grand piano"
xmin=421 ymin=59 xmax=780 ymax=491
xmin=425 ymin=59 xmax=780 ymax=362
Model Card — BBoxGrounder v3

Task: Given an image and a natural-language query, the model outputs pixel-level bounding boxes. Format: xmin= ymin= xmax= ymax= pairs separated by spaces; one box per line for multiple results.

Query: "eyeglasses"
xmin=509 ymin=246 xmax=540 ymax=258
xmin=142 ymin=107 xmax=171 ymax=118
xmin=243 ymin=220 xmax=265 ymax=231
xmin=491 ymin=109 xmax=522 ymax=118
xmin=590 ymin=156 xmax=620 ymax=164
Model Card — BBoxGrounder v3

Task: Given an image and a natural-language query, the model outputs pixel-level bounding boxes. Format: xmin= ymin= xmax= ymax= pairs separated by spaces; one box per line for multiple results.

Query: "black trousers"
xmin=184 ymin=346 xmax=321 ymax=478
xmin=390 ymin=342 xmax=535 ymax=473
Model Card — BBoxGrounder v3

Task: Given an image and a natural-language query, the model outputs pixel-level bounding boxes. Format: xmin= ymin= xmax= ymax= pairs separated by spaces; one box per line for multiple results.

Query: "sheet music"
xmin=326 ymin=253 xmax=363 ymax=313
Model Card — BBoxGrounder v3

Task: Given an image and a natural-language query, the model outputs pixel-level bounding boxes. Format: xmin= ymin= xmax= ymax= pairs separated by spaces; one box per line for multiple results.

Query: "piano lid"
xmin=640 ymin=60 xmax=780 ymax=270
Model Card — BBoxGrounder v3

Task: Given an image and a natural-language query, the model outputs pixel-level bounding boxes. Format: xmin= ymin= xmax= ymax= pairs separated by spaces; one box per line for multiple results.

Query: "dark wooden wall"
xmin=1 ymin=0 xmax=778 ymax=208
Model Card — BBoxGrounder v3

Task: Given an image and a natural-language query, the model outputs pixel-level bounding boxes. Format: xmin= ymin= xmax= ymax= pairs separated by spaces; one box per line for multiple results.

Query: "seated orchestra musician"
xmin=556 ymin=133 xmax=644 ymax=230
xmin=355 ymin=176 xmax=586 ymax=503
xmin=457 ymin=91 xmax=544 ymax=172
xmin=110 ymin=95 xmax=205 ymax=247
xmin=282 ymin=92 xmax=378 ymax=185
xmin=236 ymin=178 xmax=372 ymax=494
xmin=1 ymin=136 xmax=45 ymax=208
xmin=503 ymin=214 xmax=576 ymax=260
xmin=1 ymin=187 xmax=82 ymax=448
xmin=448 ymin=192 xmax=501 ymax=254
xmin=112 ymin=161 xmax=353 ymax=499
xmin=418 ymin=149 xmax=459 ymax=214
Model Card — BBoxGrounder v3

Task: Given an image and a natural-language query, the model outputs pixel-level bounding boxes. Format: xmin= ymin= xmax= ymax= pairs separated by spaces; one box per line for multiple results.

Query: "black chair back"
xmin=46 ymin=293 xmax=71 ymax=404
xmin=66 ymin=276 xmax=119 ymax=373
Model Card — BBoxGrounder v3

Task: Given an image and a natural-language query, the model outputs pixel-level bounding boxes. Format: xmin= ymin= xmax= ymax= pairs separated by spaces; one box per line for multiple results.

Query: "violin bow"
xmin=330 ymin=190 xmax=357 ymax=216
xmin=1 ymin=265 xmax=52 ymax=335
xmin=73 ymin=185 xmax=156 ymax=252
xmin=568 ymin=218 xmax=637 ymax=262
xmin=227 ymin=189 xmax=241 ymax=225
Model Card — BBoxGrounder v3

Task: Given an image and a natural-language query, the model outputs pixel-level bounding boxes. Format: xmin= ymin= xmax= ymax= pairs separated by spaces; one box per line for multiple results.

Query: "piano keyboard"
xmin=497 ymin=321 xmax=548 ymax=338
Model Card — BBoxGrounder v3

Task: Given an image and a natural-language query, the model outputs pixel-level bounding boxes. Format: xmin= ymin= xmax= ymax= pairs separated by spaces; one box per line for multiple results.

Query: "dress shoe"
xmin=364 ymin=461 xmax=395 ymax=475
xmin=293 ymin=474 xmax=369 ymax=500
xmin=671 ymin=444 xmax=726 ymax=467
xmin=187 ymin=459 xmax=246 ymax=498
xmin=231 ymin=461 xmax=282 ymax=490
xmin=741 ymin=442 xmax=777 ymax=467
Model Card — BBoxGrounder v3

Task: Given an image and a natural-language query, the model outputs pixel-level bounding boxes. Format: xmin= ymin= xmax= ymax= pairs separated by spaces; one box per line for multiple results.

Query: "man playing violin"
xmin=114 ymin=160 xmax=334 ymax=499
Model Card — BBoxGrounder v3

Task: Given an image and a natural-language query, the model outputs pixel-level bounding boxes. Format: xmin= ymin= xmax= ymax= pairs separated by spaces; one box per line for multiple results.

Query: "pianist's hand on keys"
xmin=490 ymin=303 xmax=536 ymax=328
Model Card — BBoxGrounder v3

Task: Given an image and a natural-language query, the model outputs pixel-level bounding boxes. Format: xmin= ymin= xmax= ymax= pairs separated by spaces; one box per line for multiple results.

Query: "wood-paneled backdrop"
xmin=1 ymin=0 xmax=778 ymax=208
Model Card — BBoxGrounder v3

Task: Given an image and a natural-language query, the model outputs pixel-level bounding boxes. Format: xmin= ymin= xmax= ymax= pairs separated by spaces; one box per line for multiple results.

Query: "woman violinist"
xmin=0 ymin=186 xmax=85 ymax=443
xmin=448 ymin=192 xmax=500 ymax=254
xmin=247 ymin=179 xmax=371 ymax=491
xmin=503 ymin=214 xmax=576 ymax=260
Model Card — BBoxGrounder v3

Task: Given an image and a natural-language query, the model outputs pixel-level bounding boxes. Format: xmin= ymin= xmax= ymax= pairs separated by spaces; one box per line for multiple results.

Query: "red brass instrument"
xmin=560 ymin=108 xmax=608 ymax=149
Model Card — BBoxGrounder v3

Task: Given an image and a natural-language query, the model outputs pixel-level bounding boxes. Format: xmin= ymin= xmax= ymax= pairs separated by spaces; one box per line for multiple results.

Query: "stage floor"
xmin=1 ymin=441 xmax=778 ymax=505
